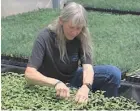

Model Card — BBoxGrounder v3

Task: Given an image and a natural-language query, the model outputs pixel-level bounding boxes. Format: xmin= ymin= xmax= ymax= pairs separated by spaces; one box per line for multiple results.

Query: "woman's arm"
xmin=25 ymin=66 xmax=70 ymax=98
xmin=75 ymin=64 xmax=94 ymax=103
xmin=25 ymin=66 xmax=59 ymax=87
xmin=82 ymin=64 xmax=94 ymax=85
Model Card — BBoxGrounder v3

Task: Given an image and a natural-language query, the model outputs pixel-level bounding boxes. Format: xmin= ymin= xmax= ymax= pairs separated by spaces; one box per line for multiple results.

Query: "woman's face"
xmin=60 ymin=19 xmax=83 ymax=40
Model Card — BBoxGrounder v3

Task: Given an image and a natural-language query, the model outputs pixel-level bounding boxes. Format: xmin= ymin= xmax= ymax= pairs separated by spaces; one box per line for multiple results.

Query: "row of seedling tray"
xmin=125 ymin=69 xmax=140 ymax=83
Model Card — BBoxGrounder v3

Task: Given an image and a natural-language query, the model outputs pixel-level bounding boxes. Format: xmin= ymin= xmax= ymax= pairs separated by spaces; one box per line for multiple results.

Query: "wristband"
xmin=83 ymin=83 xmax=92 ymax=90
xmin=54 ymin=80 xmax=62 ymax=87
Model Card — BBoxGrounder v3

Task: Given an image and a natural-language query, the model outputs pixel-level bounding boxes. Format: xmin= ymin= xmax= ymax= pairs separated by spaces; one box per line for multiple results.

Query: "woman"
xmin=25 ymin=2 xmax=121 ymax=103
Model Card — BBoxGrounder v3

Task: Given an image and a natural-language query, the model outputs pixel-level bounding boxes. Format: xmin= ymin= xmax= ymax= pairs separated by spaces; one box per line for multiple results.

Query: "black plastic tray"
xmin=125 ymin=70 xmax=140 ymax=83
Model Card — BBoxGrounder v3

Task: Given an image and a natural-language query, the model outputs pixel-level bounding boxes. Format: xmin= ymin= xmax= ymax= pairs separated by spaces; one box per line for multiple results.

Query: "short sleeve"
xmin=79 ymin=43 xmax=92 ymax=65
xmin=27 ymin=32 xmax=46 ymax=69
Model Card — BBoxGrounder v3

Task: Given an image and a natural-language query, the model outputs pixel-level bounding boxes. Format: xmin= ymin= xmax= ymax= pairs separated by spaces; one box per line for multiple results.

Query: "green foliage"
xmin=73 ymin=0 xmax=140 ymax=11
xmin=1 ymin=9 xmax=140 ymax=73
xmin=1 ymin=72 xmax=140 ymax=110
xmin=88 ymin=12 xmax=140 ymax=73
xmin=1 ymin=9 xmax=59 ymax=58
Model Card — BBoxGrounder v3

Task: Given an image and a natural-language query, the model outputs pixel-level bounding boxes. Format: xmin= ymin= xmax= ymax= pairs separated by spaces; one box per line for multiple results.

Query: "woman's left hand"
xmin=75 ymin=85 xmax=89 ymax=103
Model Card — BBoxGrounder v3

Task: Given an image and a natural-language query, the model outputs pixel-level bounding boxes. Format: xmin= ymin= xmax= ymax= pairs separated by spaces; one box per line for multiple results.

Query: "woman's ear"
xmin=59 ymin=17 xmax=63 ymax=25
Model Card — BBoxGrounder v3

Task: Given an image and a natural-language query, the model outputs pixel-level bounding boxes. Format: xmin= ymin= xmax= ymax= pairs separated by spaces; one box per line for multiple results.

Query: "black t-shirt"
xmin=28 ymin=28 xmax=92 ymax=82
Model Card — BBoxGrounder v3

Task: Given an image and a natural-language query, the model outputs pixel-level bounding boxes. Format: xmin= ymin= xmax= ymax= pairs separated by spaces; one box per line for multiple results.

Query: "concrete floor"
xmin=1 ymin=0 xmax=66 ymax=17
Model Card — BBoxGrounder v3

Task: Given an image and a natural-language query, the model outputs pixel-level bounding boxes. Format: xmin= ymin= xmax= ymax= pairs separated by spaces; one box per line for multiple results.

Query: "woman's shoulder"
xmin=37 ymin=28 xmax=56 ymax=41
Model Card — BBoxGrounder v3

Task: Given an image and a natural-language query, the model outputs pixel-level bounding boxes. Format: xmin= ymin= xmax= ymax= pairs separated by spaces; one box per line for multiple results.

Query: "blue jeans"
xmin=69 ymin=65 xmax=121 ymax=97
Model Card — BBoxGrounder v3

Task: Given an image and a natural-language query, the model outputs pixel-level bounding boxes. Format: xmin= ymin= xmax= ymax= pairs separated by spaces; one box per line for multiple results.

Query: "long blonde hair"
xmin=48 ymin=2 xmax=93 ymax=63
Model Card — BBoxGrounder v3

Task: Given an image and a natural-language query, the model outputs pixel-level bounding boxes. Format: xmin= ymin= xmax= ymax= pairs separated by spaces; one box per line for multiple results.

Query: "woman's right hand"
xmin=55 ymin=81 xmax=70 ymax=98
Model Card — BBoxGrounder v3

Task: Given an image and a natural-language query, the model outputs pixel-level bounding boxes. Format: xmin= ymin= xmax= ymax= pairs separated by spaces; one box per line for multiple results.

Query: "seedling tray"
xmin=119 ymin=80 xmax=140 ymax=103
xmin=125 ymin=69 xmax=140 ymax=83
